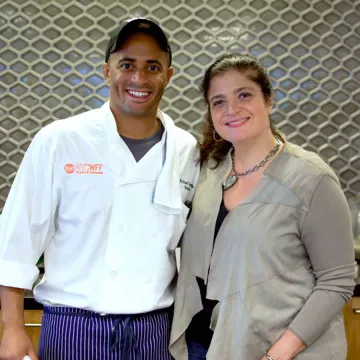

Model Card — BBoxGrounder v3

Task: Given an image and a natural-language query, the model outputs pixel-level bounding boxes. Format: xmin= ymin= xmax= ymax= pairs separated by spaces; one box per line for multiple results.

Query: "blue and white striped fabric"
xmin=38 ymin=306 xmax=173 ymax=360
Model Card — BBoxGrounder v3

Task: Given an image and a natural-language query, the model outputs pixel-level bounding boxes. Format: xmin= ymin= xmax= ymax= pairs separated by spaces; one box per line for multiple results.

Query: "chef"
xmin=0 ymin=17 xmax=199 ymax=360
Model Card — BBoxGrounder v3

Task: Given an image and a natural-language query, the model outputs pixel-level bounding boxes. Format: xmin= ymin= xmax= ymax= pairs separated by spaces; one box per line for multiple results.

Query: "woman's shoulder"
xmin=264 ymin=142 xmax=341 ymax=206
xmin=284 ymin=142 xmax=338 ymax=181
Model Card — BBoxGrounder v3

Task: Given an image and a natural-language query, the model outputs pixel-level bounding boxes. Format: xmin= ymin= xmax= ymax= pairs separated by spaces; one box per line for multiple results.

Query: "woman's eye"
xmin=213 ymin=100 xmax=224 ymax=107
xmin=239 ymin=92 xmax=251 ymax=99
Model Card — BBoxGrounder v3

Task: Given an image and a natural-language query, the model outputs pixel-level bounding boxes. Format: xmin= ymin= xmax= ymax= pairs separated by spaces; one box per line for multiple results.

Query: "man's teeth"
xmin=128 ymin=90 xmax=149 ymax=97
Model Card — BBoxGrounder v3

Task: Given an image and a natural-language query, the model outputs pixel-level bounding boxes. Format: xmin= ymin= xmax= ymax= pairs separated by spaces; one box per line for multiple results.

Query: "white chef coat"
xmin=0 ymin=102 xmax=200 ymax=314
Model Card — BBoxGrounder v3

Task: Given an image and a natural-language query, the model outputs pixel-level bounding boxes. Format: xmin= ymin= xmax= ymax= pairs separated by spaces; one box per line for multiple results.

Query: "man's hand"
xmin=0 ymin=325 xmax=38 ymax=360
xmin=0 ymin=286 xmax=38 ymax=360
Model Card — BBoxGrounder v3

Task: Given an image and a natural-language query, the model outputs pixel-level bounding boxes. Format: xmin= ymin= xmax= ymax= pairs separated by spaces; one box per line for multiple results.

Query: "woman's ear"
xmin=267 ymin=92 xmax=274 ymax=115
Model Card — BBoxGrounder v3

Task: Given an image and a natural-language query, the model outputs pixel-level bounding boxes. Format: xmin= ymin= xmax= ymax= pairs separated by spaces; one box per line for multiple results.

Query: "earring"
xmin=213 ymin=129 xmax=223 ymax=142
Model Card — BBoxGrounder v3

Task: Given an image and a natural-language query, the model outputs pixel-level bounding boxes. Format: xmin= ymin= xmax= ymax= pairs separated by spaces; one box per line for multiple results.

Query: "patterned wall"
xmin=1 ymin=0 xmax=359 ymax=211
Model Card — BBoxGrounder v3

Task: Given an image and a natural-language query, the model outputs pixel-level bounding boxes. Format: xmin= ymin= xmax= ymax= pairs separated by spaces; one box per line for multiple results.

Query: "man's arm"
xmin=0 ymin=286 xmax=38 ymax=360
xmin=0 ymin=128 xmax=57 ymax=359
xmin=1 ymin=286 xmax=25 ymax=329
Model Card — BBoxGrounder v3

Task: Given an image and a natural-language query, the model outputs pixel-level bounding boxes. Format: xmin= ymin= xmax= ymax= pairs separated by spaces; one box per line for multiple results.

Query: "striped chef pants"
xmin=38 ymin=305 xmax=173 ymax=360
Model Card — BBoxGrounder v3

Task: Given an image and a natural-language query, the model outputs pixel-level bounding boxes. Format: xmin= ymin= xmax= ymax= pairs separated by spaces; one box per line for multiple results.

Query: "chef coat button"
xmin=150 ymin=232 xmax=157 ymax=238
xmin=118 ymin=226 xmax=123 ymax=232
xmin=110 ymin=271 xmax=117 ymax=278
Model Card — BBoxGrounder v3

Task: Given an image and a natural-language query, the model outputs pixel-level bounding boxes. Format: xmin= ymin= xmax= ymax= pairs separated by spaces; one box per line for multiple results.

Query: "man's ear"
xmin=166 ymin=66 xmax=174 ymax=84
xmin=102 ymin=62 xmax=110 ymax=83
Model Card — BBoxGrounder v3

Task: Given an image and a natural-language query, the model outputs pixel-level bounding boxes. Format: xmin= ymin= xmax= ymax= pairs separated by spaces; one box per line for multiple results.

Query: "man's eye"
xmin=121 ymin=63 xmax=132 ymax=69
xmin=148 ymin=65 xmax=159 ymax=71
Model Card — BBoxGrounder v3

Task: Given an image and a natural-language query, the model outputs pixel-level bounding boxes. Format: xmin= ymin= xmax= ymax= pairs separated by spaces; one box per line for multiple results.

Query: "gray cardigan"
xmin=170 ymin=142 xmax=356 ymax=359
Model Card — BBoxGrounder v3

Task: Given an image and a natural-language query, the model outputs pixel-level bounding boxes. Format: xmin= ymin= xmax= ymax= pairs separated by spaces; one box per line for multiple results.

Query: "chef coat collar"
xmin=102 ymin=101 xmax=183 ymax=214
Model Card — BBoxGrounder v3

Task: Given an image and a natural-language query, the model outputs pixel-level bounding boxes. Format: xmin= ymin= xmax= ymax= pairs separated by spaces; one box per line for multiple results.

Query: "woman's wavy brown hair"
xmin=199 ymin=53 xmax=282 ymax=167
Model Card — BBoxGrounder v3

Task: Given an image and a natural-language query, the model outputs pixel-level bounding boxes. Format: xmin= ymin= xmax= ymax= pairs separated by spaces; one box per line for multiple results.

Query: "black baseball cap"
xmin=104 ymin=17 xmax=172 ymax=65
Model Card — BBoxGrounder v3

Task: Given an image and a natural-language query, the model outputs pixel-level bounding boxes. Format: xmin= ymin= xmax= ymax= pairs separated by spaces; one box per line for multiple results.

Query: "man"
xmin=0 ymin=18 xmax=199 ymax=359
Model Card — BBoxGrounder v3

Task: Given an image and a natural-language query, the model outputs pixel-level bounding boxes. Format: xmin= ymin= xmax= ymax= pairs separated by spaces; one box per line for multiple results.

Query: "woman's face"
xmin=208 ymin=69 xmax=273 ymax=145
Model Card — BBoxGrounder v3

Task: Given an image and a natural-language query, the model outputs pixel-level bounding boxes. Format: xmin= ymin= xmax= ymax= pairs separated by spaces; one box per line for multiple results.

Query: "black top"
xmin=186 ymin=198 xmax=229 ymax=347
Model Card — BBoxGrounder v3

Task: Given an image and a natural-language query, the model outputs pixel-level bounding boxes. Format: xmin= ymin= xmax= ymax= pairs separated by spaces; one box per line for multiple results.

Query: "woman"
xmin=169 ymin=54 xmax=356 ymax=359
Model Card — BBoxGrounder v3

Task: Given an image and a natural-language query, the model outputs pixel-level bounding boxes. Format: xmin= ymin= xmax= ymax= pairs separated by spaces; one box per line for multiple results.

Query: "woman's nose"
xmin=227 ymin=99 xmax=240 ymax=115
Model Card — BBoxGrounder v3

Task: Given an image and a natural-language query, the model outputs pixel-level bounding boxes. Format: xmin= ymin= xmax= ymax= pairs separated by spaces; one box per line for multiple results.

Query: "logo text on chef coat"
xmin=180 ymin=179 xmax=194 ymax=191
xmin=64 ymin=163 xmax=104 ymax=175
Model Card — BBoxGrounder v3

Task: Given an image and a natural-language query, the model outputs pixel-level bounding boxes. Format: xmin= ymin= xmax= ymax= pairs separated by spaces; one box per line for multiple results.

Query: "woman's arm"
xmin=261 ymin=329 xmax=305 ymax=359
xmin=264 ymin=174 xmax=356 ymax=360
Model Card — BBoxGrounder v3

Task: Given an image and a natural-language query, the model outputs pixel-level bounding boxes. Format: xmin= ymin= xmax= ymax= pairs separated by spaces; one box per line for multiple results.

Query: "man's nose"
xmin=131 ymin=70 xmax=147 ymax=83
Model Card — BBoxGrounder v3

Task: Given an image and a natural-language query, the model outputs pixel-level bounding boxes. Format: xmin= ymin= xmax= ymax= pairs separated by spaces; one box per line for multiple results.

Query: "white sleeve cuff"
xmin=0 ymin=260 xmax=40 ymax=290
